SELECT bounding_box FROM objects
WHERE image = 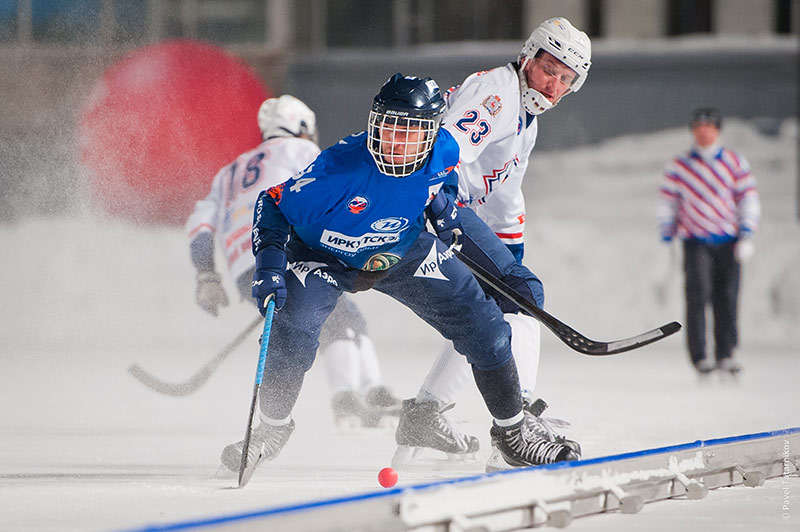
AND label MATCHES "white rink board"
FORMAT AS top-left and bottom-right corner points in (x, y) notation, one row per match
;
(111, 428), (800, 532)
